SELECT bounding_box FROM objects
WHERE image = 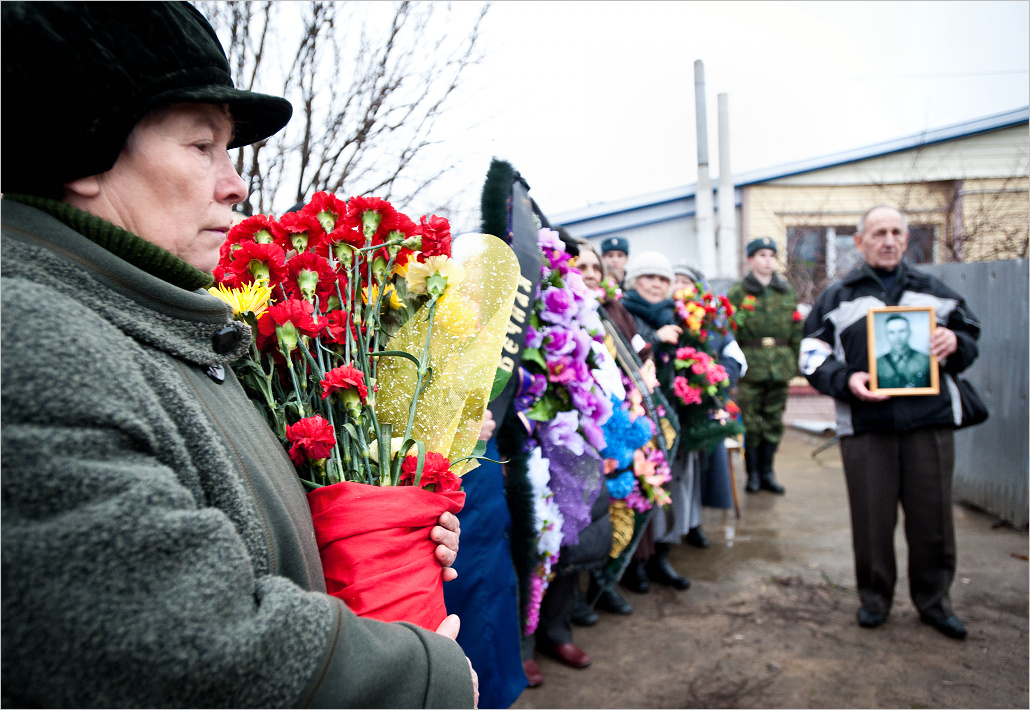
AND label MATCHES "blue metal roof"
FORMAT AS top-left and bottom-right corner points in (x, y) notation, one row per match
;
(554, 107), (1029, 227)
